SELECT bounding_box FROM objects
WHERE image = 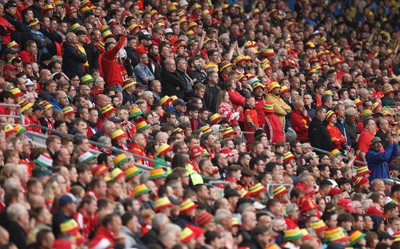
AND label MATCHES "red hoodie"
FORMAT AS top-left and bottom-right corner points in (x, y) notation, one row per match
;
(101, 35), (126, 88)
